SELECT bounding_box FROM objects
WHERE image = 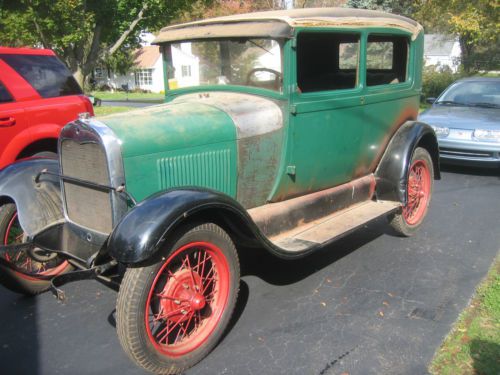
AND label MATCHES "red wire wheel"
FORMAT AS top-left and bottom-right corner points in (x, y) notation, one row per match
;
(116, 223), (240, 374)
(389, 147), (434, 237)
(145, 241), (230, 357)
(402, 159), (432, 226)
